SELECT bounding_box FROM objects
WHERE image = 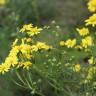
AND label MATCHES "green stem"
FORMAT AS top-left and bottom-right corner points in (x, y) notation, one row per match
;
(15, 71), (27, 87)
(35, 91), (45, 96)
(22, 71), (33, 90)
